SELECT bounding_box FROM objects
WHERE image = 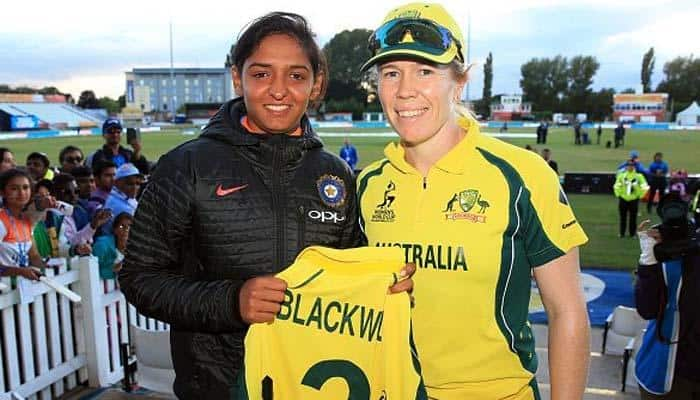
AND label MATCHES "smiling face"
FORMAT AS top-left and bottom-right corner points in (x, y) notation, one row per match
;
(2, 176), (32, 210)
(377, 60), (465, 148)
(232, 34), (322, 134)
